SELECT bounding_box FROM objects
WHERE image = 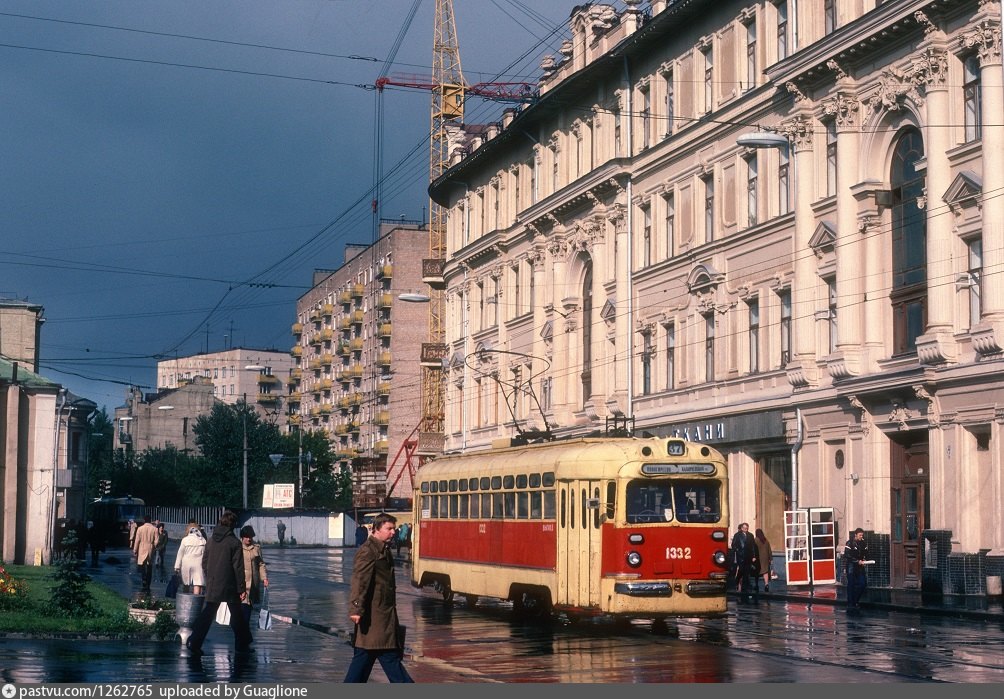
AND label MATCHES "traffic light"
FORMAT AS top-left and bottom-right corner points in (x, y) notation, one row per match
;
(99, 479), (112, 495)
